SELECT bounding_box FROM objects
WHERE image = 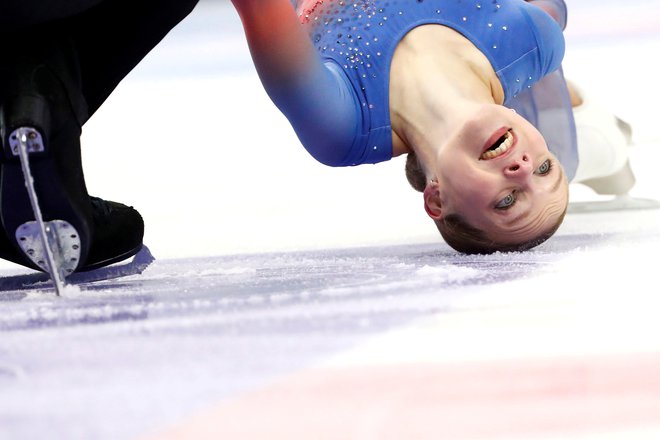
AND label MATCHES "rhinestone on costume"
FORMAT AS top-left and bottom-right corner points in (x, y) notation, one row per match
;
(298, 0), (545, 161)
